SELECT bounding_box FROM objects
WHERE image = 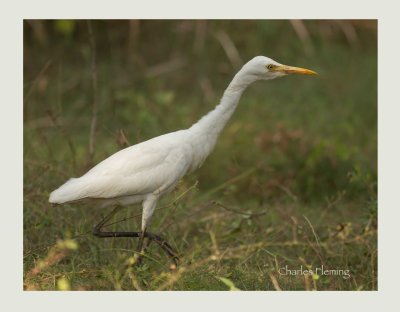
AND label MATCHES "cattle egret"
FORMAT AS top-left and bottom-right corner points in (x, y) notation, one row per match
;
(49, 56), (317, 265)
